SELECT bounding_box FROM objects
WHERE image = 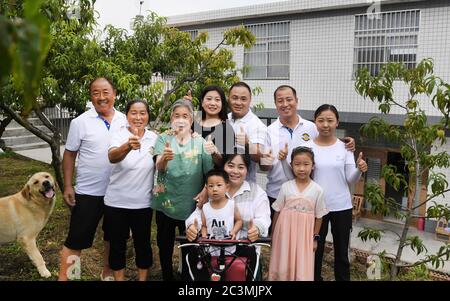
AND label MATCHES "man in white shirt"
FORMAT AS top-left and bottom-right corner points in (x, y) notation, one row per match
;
(58, 78), (127, 281)
(265, 85), (354, 233)
(227, 82), (268, 183)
